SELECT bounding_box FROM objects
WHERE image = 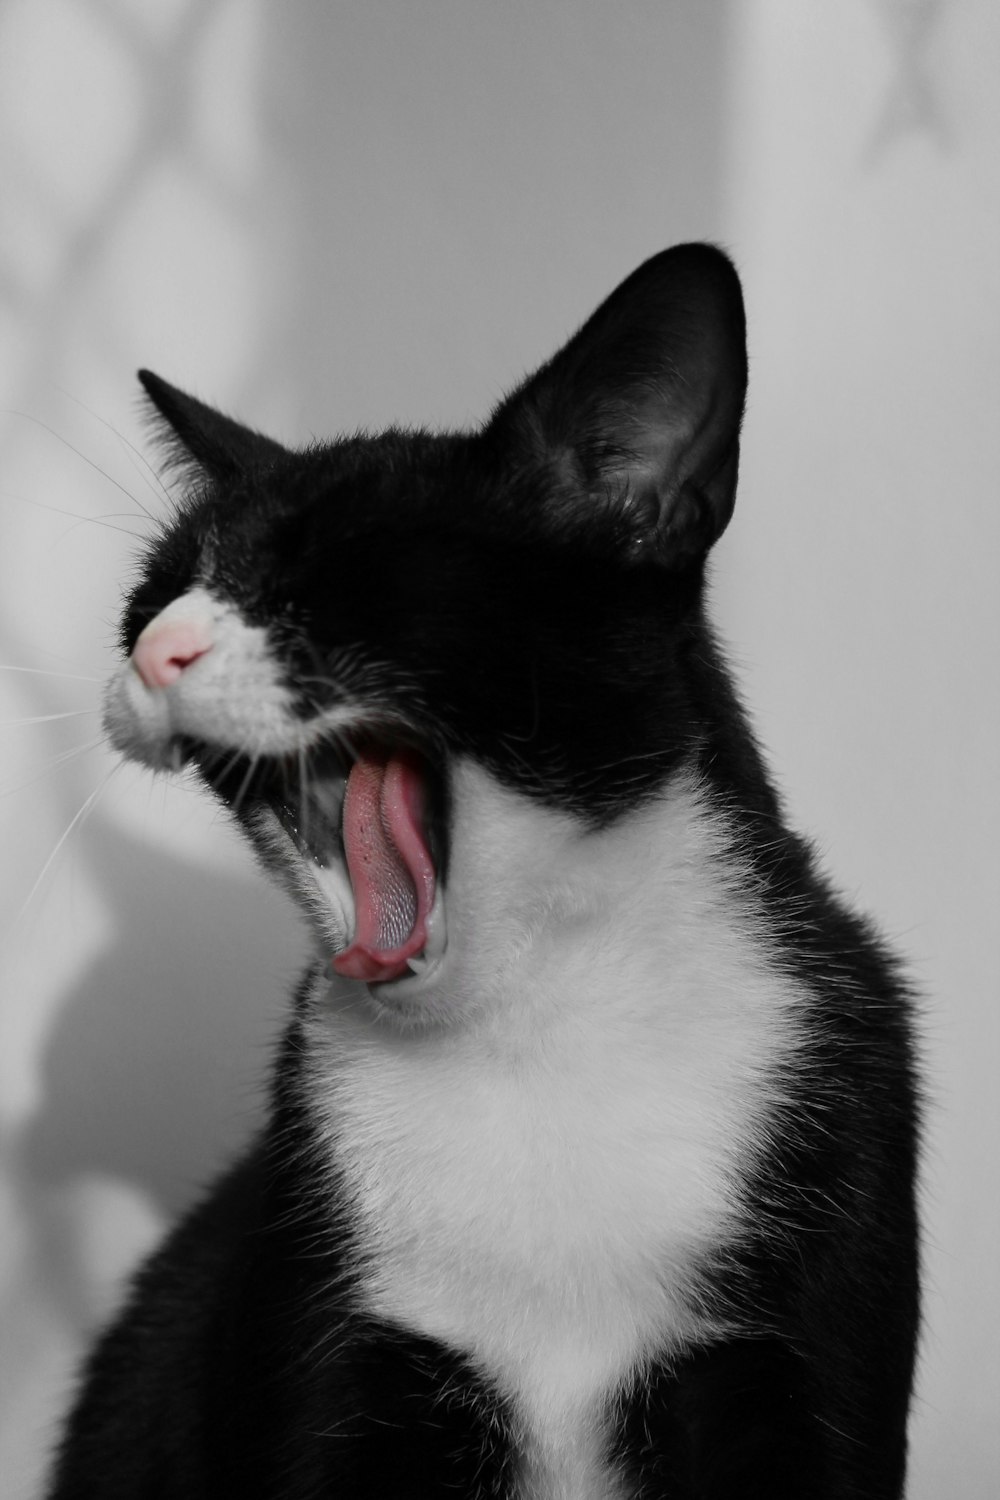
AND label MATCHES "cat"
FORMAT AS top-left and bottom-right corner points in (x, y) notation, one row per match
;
(47, 243), (919, 1499)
